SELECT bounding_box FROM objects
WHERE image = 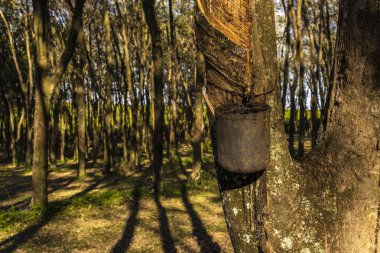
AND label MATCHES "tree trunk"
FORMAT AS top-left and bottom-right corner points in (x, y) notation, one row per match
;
(295, 0), (306, 158)
(281, 0), (291, 114)
(142, 0), (164, 193)
(321, 1), (380, 251)
(32, 78), (50, 210)
(7, 101), (17, 167)
(32, 0), (51, 210)
(304, 2), (320, 149)
(196, 0), (380, 252)
(25, 102), (33, 169)
(121, 10), (137, 170)
(288, 1), (297, 157)
(168, 0), (179, 156)
(76, 31), (87, 178)
(92, 101), (99, 166)
(103, 0), (114, 175)
(50, 90), (61, 169)
(32, 0), (85, 209)
(59, 111), (66, 163)
(191, 51), (205, 181)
